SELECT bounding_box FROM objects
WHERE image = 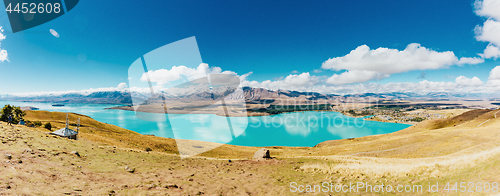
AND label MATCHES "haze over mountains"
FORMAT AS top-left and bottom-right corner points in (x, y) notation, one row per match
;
(0, 87), (497, 105)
